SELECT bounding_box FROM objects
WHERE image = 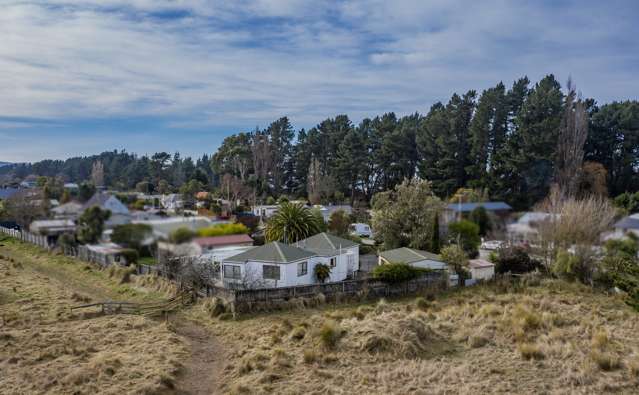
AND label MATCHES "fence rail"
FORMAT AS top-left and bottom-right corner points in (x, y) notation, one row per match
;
(0, 226), (50, 249)
(71, 292), (193, 316)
